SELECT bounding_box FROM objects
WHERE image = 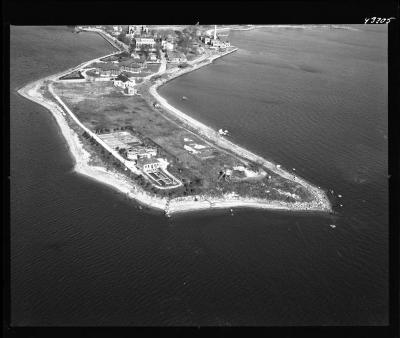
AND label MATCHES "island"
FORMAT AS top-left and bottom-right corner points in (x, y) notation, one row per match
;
(18, 25), (333, 216)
